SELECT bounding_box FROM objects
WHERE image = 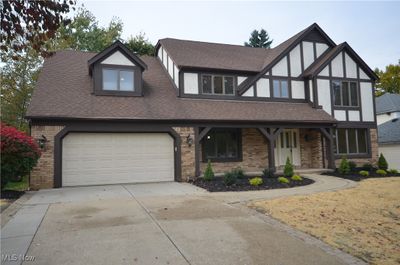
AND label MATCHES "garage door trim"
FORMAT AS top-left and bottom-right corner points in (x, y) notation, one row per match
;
(54, 123), (181, 188)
